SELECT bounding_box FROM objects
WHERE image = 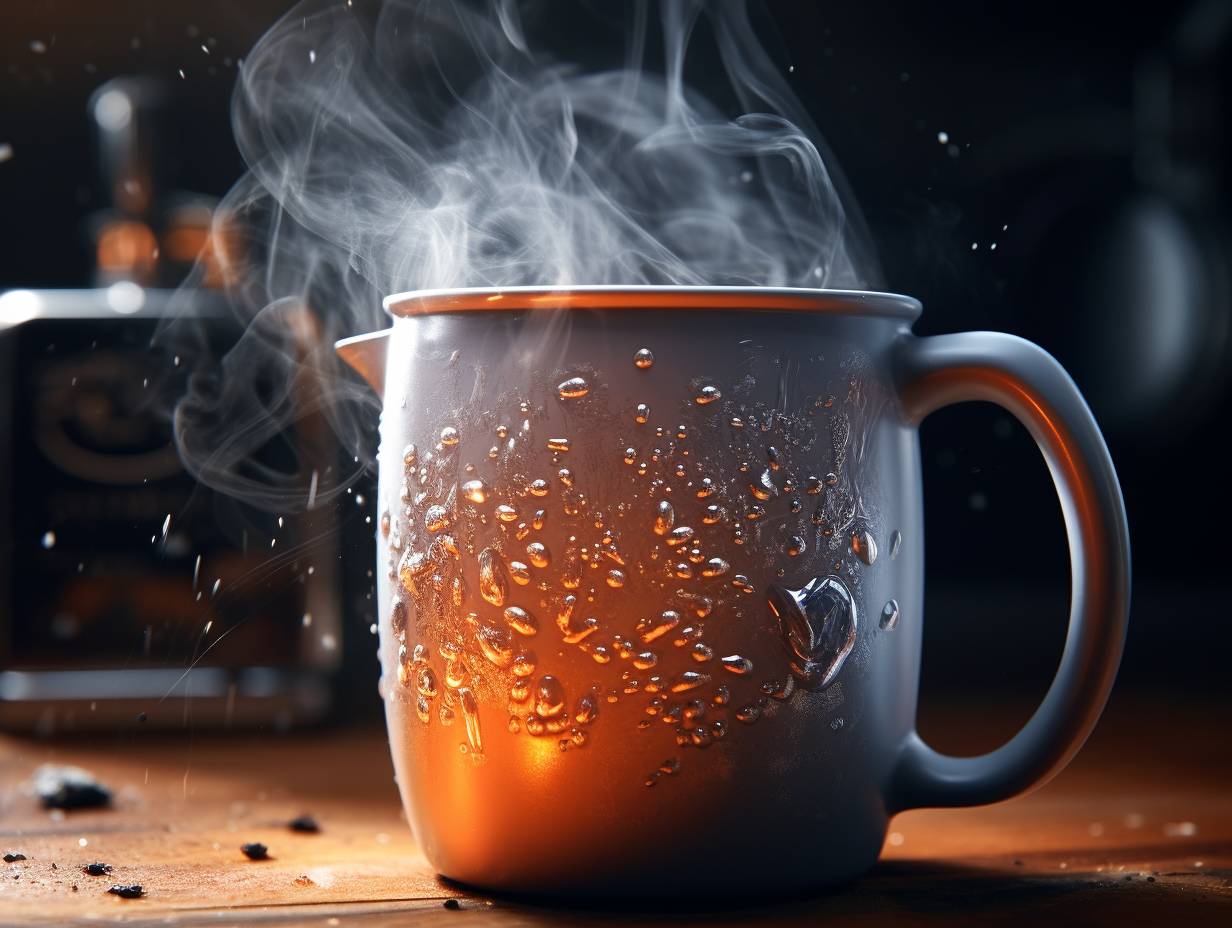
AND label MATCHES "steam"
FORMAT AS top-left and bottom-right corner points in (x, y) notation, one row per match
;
(162, 0), (878, 507)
